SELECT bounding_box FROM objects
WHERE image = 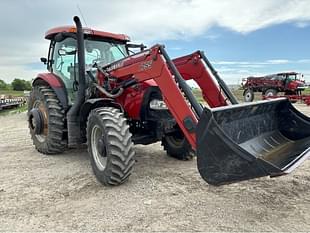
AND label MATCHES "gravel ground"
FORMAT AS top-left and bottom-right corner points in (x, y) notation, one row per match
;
(0, 104), (309, 232)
